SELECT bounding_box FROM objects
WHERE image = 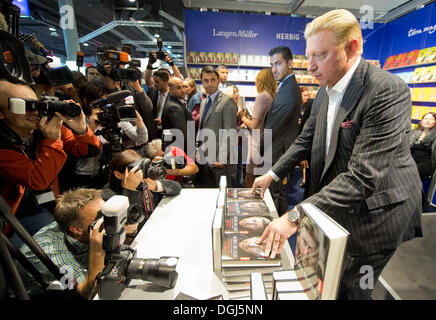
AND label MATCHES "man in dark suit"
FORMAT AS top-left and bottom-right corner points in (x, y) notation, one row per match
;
(196, 66), (238, 188)
(262, 46), (302, 215)
(161, 77), (193, 153)
(252, 9), (422, 300)
(145, 69), (170, 137)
